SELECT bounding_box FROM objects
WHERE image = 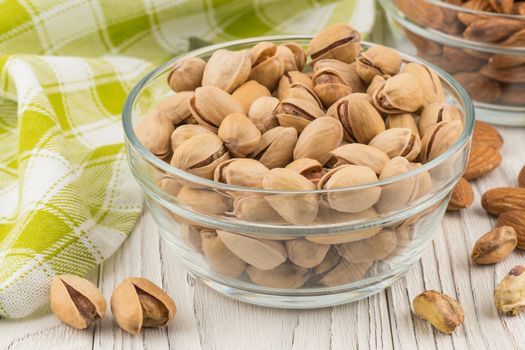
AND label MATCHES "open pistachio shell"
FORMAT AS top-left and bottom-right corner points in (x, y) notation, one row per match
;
(176, 186), (232, 215)
(250, 126), (298, 169)
(135, 109), (174, 158)
(285, 158), (324, 185)
(356, 45), (401, 83)
(276, 98), (325, 133)
(375, 157), (417, 213)
(420, 121), (463, 163)
(385, 113), (420, 138)
(217, 230), (287, 270)
(373, 72), (424, 113)
(313, 246), (341, 275)
(336, 228), (397, 263)
(368, 128), (421, 161)
(214, 158), (269, 188)
(249, 42), (285, 91)
(286, 239), (331, 268)
(418, 102), (463, 138)
(168, 57), (206, 92)
(170, 124), (213, 152)
(232, 80), (271, 114)
(233, 194), (286, 223)
(277, 71), (314, 100)
(276, 42), (306, 73)
(202, 49), (251, 93)
(170, 133), (229, 179)
(330, 143), (389, 175)
(402, 62), (444, 105)
(248, 96), (280, 134)
(189, 86), (244, 131)
(156, 91), (194, 125)
(320, 259), (373, 287)
(307, 23), (361, 63)
(218, 113), (261, 157)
